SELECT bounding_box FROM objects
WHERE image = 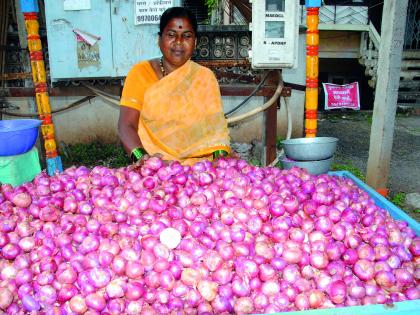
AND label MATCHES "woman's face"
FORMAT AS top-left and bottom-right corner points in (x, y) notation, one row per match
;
(159, 17), (196, 68)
